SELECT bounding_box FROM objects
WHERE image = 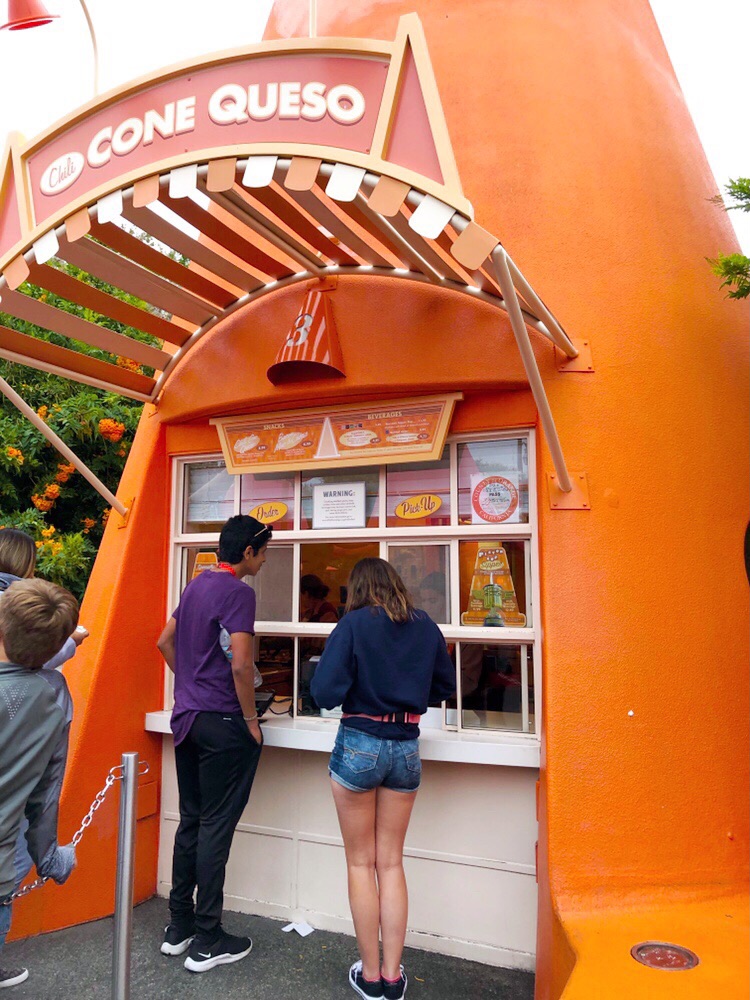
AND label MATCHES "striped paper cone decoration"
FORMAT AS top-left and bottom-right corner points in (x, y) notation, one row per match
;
(268, 286), (345, 384)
